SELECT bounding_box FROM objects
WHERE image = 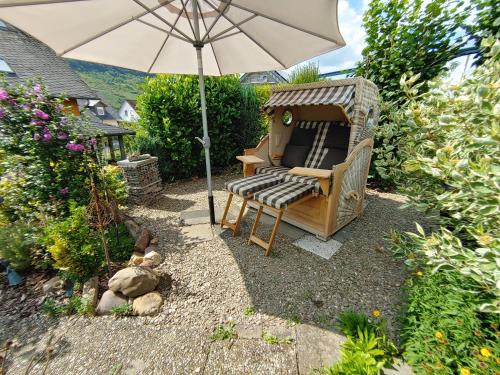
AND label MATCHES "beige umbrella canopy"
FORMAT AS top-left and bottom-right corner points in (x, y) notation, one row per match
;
(0, 0), (345, 223)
